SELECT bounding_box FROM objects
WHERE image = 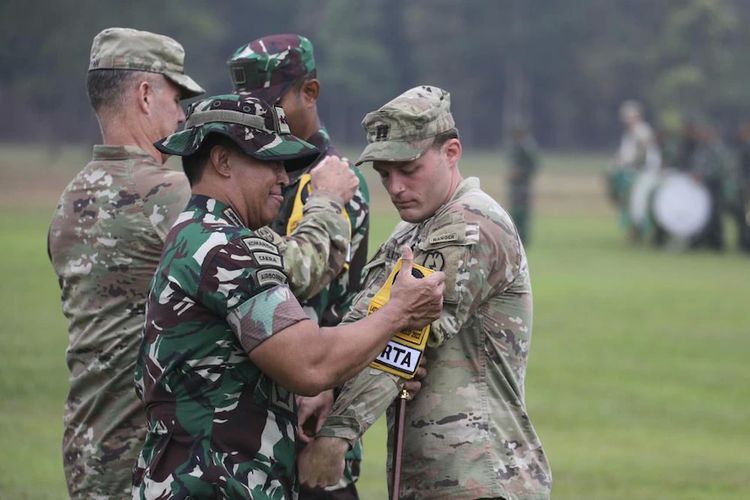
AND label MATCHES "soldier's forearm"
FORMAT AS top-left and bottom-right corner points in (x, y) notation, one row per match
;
(280, 194), (351, 299)
(317, 367), (401, 443)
